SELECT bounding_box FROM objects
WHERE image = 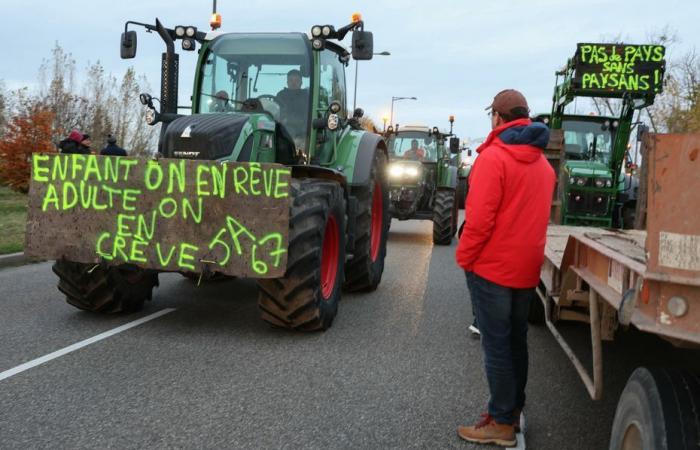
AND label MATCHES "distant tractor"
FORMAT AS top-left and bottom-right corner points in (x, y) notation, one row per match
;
(544, 43), (666, 229)
(44, 15), (391, 331)
(384, 118), (460, 244)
